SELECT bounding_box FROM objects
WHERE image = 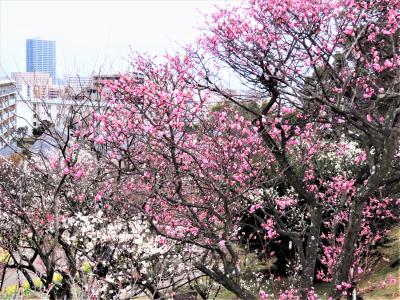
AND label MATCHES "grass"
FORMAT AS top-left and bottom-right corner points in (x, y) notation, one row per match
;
(359, 225), (400, 299)
(314, 225), (400, 300)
